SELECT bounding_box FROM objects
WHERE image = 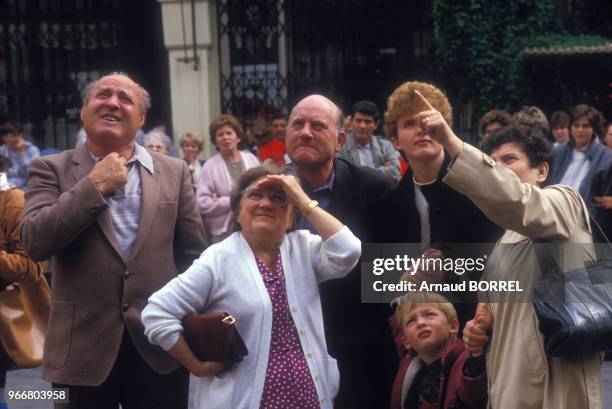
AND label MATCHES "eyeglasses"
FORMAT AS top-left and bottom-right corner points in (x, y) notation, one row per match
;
(242, 187), (288, 206)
